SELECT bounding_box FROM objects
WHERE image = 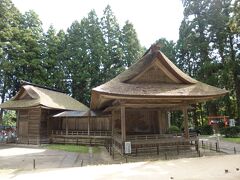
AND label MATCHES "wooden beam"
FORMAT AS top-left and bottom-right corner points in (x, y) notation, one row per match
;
(121, 106), (126, 142)
(183, 106), (189, 139)
(103, 105), (120, 112)
(103, 104), (193, 112)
